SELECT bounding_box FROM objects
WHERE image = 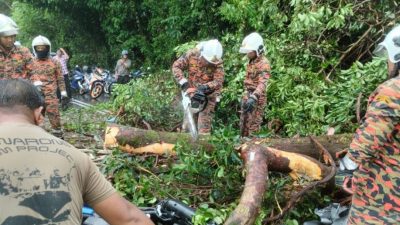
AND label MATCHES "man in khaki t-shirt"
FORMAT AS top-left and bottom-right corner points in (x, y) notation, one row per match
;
(0, 79), (154, 225)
